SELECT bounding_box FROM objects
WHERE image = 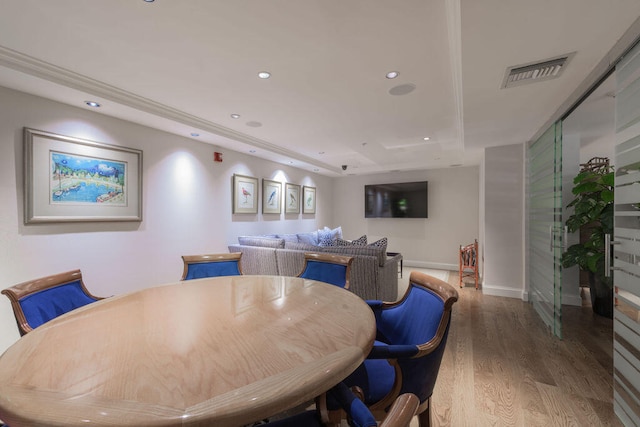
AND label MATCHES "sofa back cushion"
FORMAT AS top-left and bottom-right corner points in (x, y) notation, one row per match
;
(322, 244), (387, 267)
(284, 241), (319, 251)
(297, 231), (319, 245)
(228, 245), (279, 275)
(238, 236), (285, 248)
